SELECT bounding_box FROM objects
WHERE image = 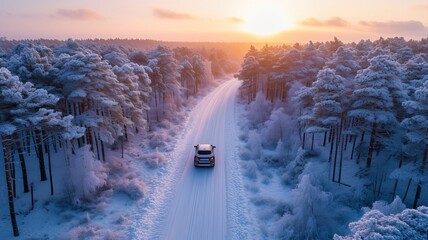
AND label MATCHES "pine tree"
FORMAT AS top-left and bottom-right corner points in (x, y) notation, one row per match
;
(349, 55), (404, 168)
(325, 47), (360, 81)
(54, 52), (127, 145)
(7, 42), (54, 83)
(237, 55), (259, 103)
(401, 81), (428, 173)
(147, 46), (183, 120)
(402, 54), (428, 97)
(112, 63), (151, 131)
(311, 68), (345, 128)
(178, 59), (195, 99)
(1, 67), (84, 180)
